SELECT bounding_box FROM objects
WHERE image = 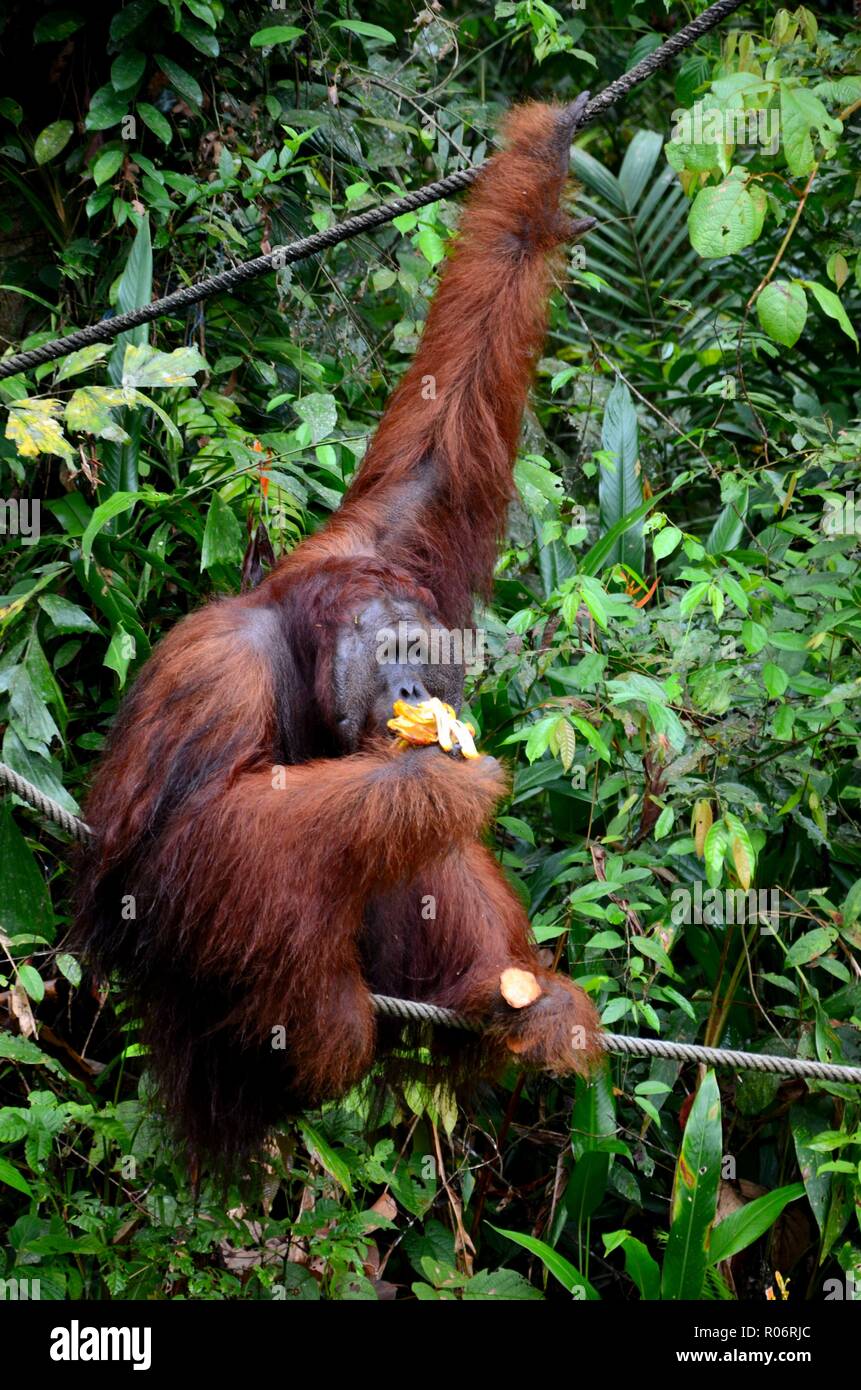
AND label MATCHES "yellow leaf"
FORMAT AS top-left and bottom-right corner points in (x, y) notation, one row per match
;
(6, 402), (75, 461)
(692, 799), (713, 860)
(731, 835), (752, 891)
(553, 716), (577, 772)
